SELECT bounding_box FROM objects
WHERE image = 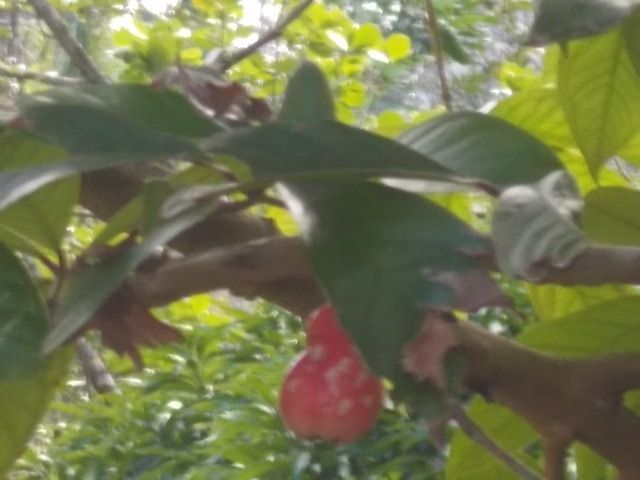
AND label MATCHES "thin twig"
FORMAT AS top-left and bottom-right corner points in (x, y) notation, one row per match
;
(7, 0), (19, 60)
(0, 63), (84, 86)
(76, 337), (118, 394)
(217, 0), (314, 72)
(27, 0), (106, 84)
(450, 402), (542, 480)
(423, 0), (452, 111)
